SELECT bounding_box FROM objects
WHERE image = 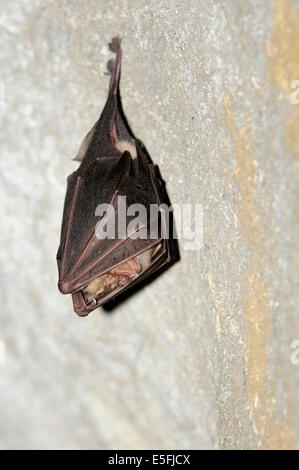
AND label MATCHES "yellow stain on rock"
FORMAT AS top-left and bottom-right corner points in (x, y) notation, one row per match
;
(223, 92), (295, 449)
(223, 94), (264, 249)
(267, 0), (299, 160)
(243, 264), (271, 405)
(267, 0), (299, 93)
(223, 93), (271, 401)
(285, 107), (299, 160)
